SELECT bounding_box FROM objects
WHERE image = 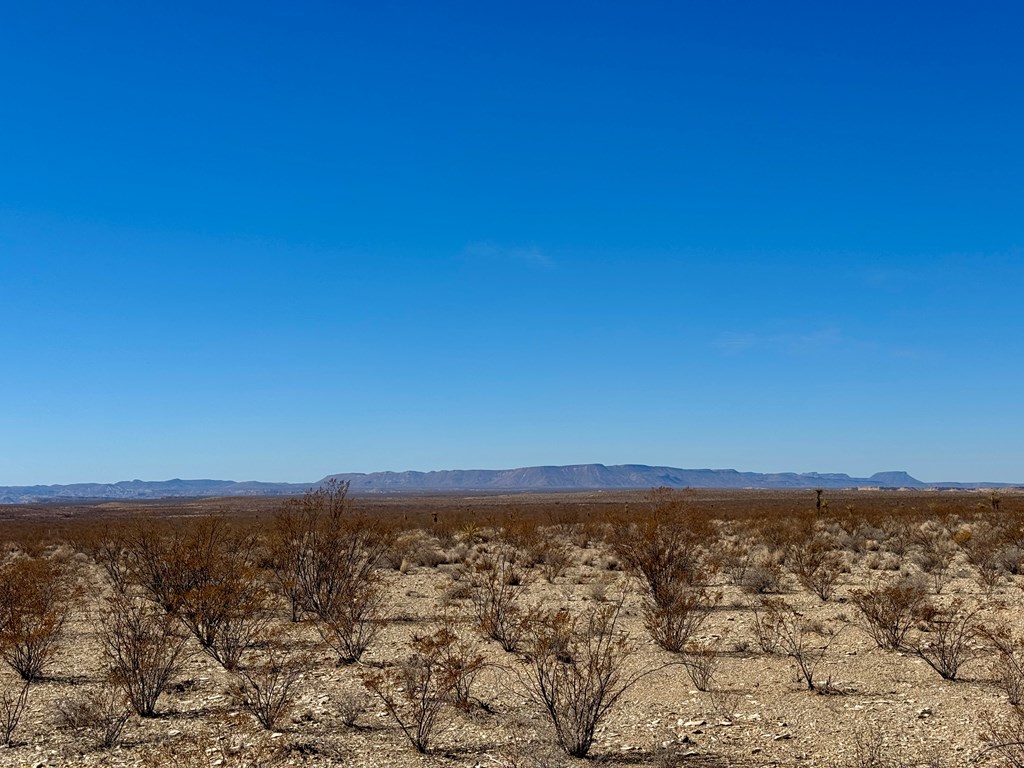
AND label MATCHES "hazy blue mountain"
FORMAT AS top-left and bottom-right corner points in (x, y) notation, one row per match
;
(2, 464), (1016, 502)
